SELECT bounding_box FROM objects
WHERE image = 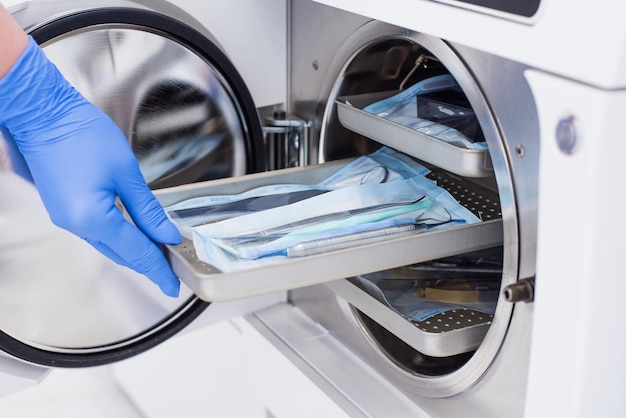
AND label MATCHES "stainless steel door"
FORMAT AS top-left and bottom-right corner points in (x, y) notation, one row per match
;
(0, 0), (264, 367)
